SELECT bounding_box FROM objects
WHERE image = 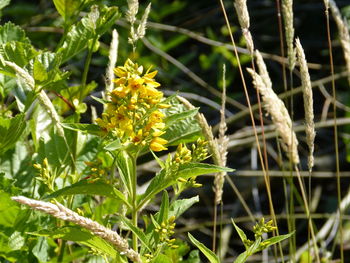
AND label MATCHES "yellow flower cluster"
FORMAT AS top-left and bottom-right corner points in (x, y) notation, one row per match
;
(96, 59), (169, 151)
